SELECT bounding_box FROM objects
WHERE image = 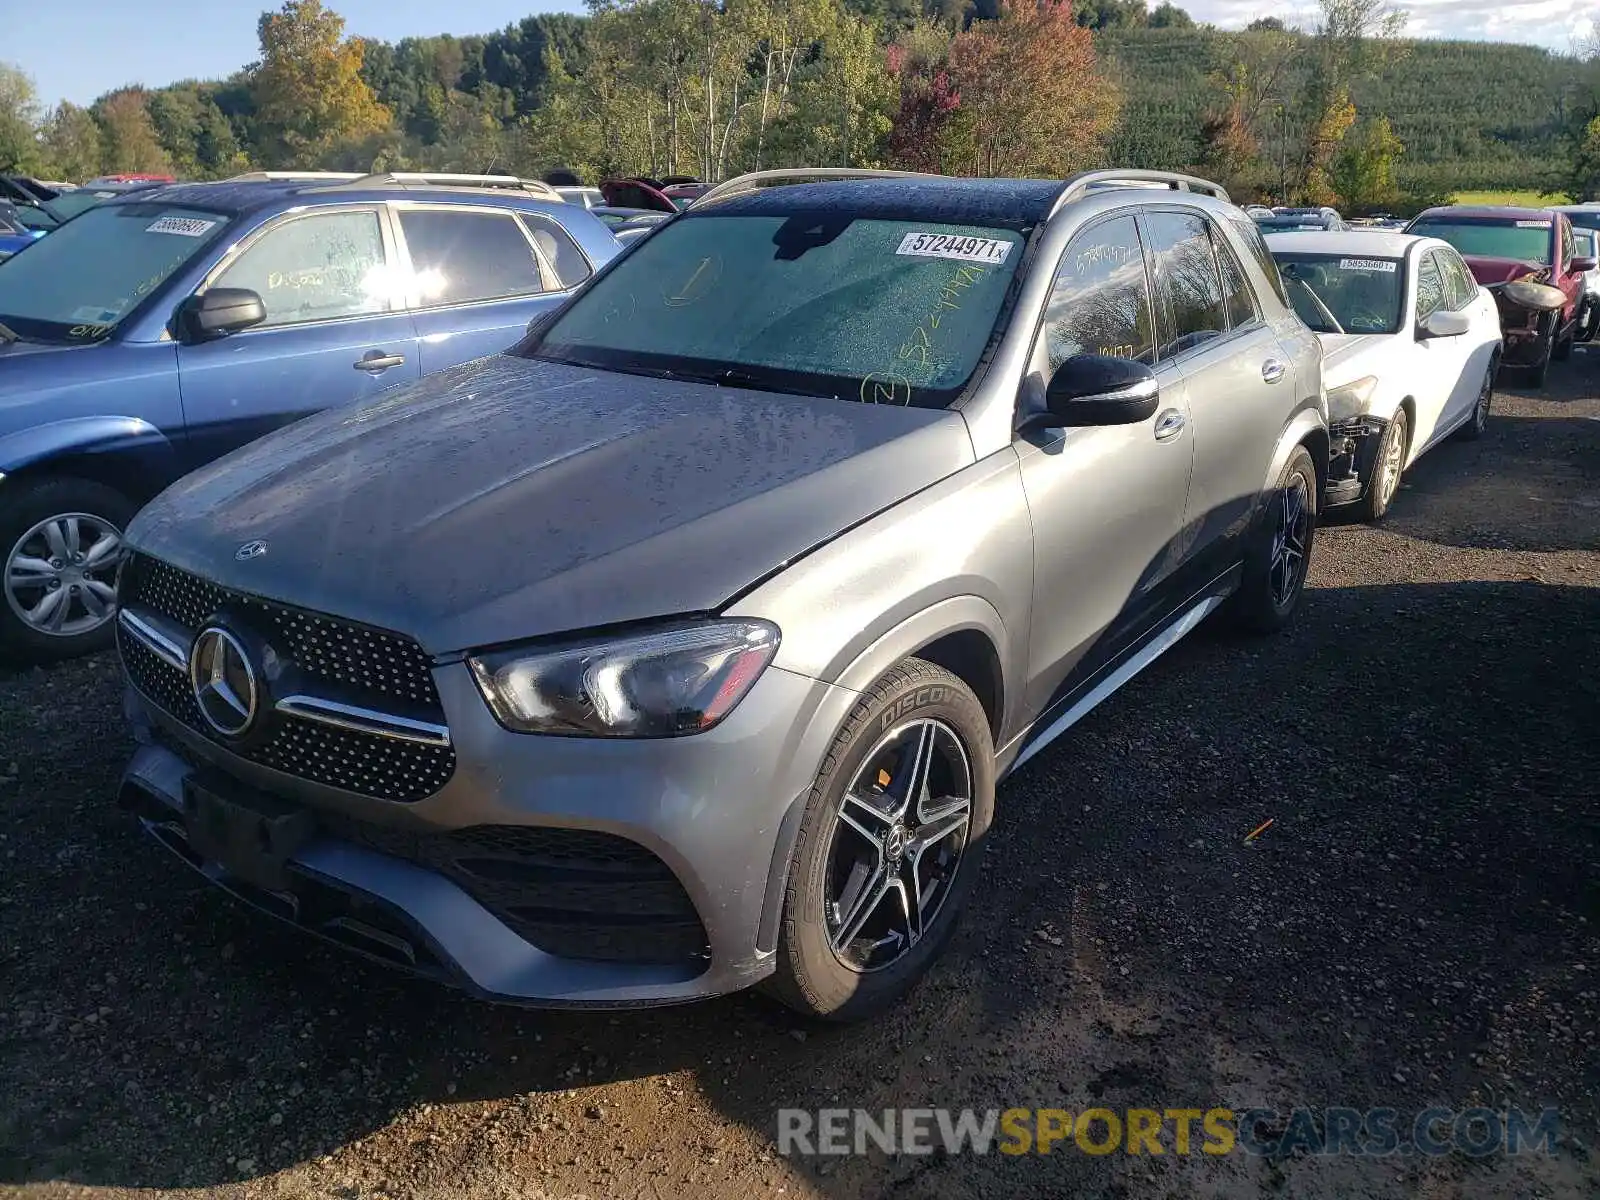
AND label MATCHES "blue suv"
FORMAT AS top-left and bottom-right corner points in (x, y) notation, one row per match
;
(0, 172), (622, 661)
